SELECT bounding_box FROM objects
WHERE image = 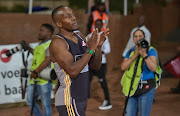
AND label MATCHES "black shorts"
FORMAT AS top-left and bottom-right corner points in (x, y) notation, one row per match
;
(56, 99), (87, 116)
